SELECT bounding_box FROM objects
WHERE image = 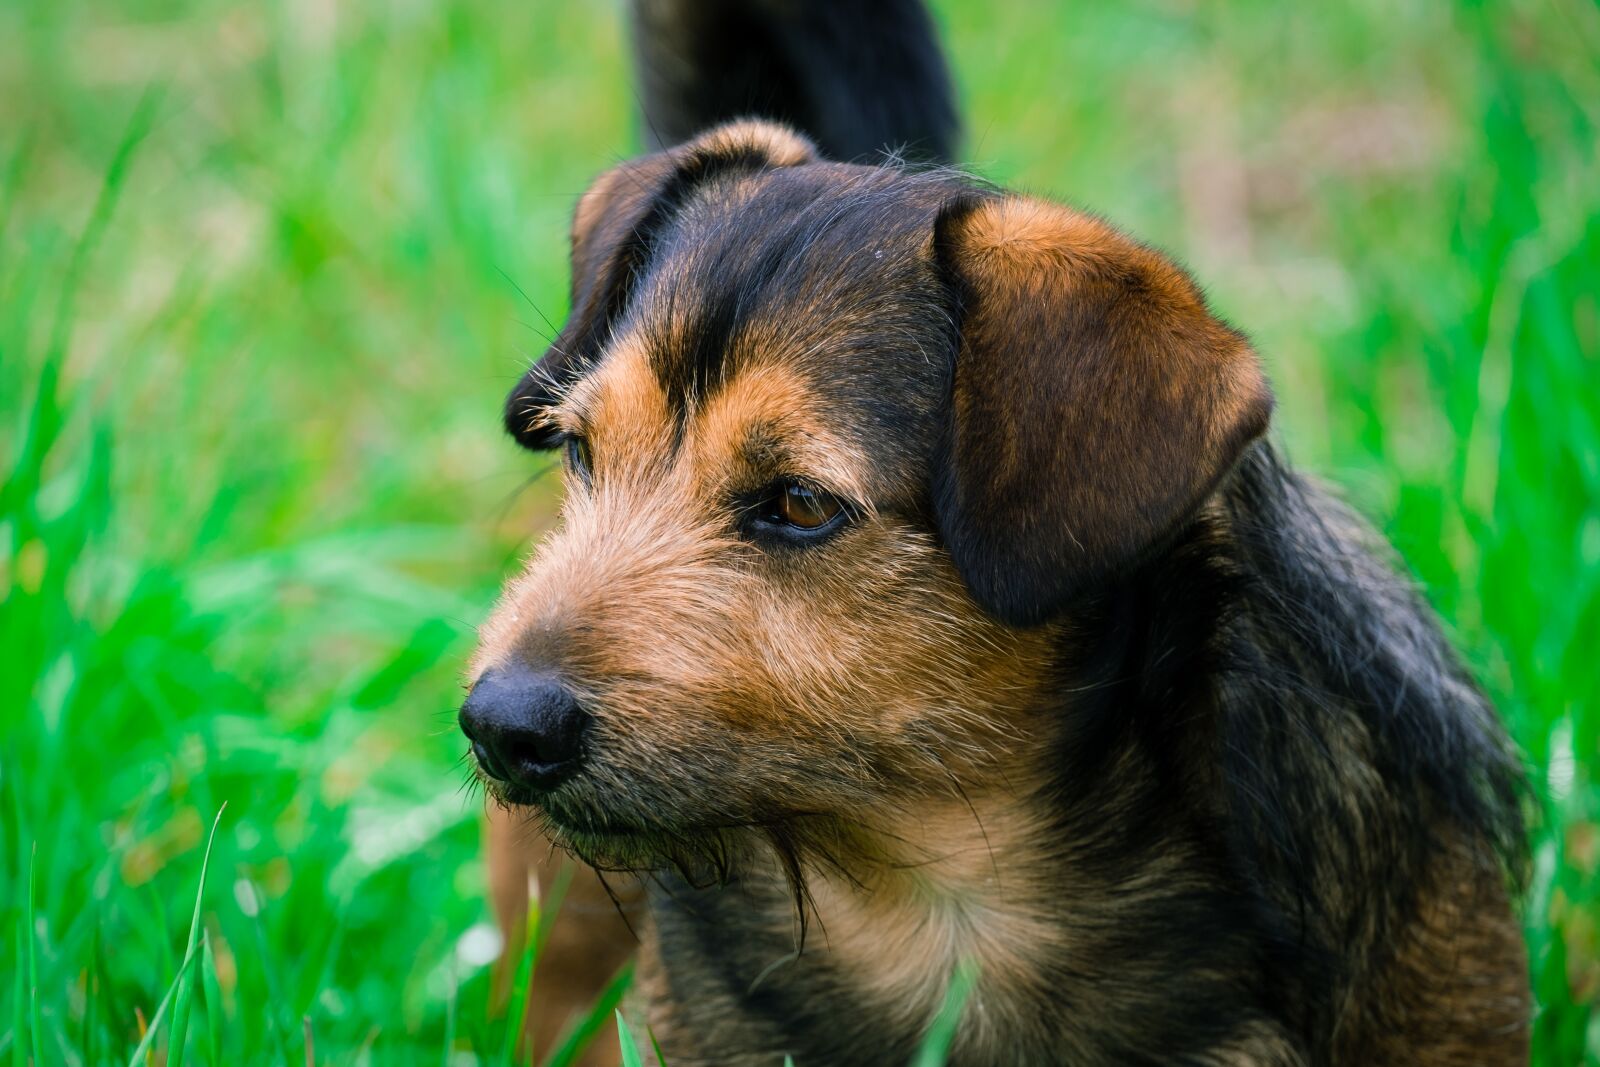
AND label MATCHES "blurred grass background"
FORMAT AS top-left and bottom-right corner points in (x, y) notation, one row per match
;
(1, 0), (1596, 1062)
